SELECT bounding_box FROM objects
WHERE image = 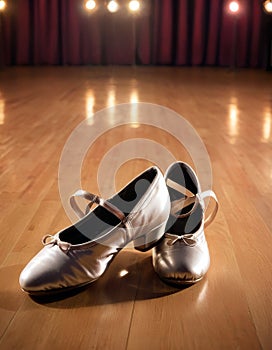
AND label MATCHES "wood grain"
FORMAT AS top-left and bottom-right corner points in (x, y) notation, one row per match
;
(0, 66), (271, 349)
